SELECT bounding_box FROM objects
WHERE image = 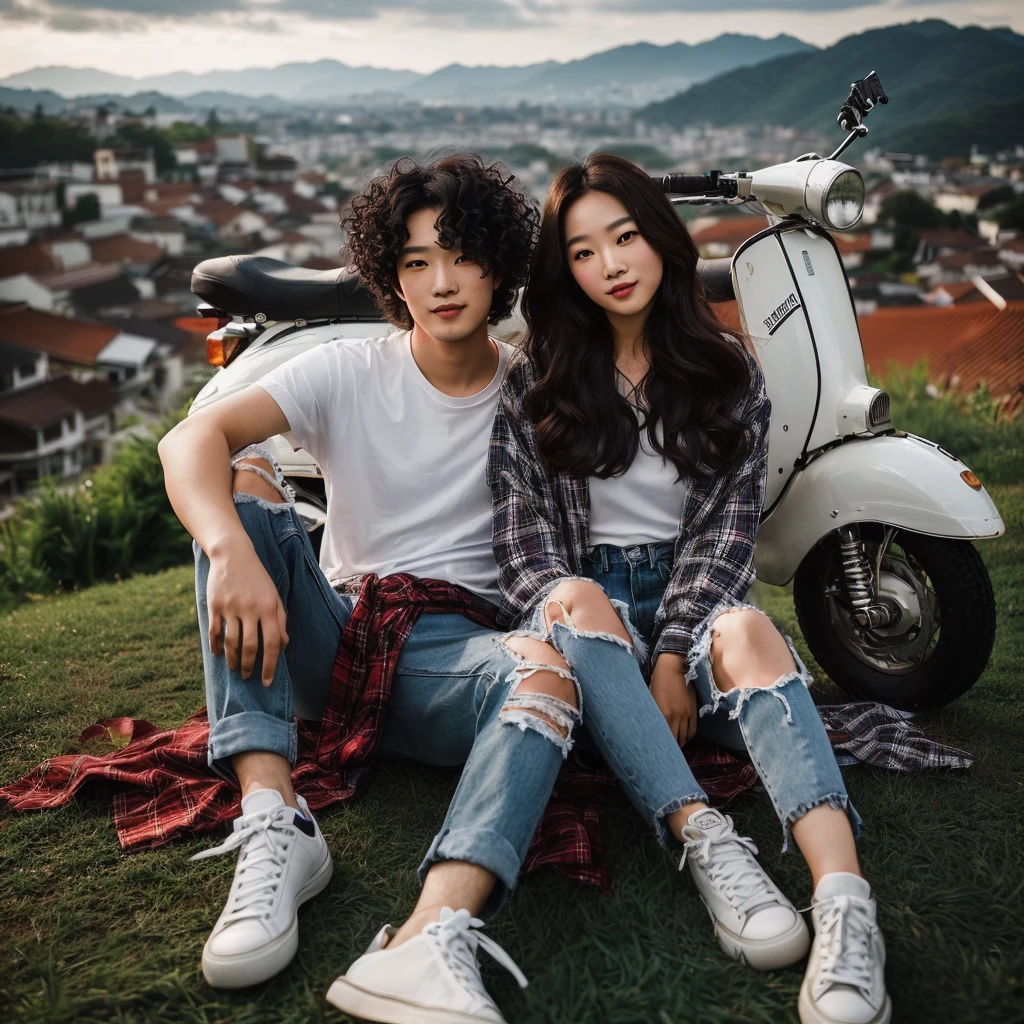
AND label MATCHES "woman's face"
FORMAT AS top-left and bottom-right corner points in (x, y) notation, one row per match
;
(563, 190), (664, 324)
